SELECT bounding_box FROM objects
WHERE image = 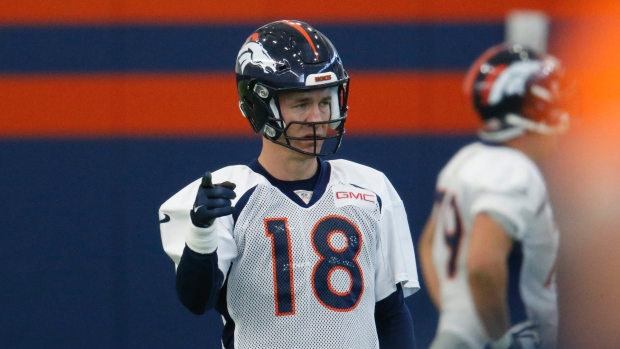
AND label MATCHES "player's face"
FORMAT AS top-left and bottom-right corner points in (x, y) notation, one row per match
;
(278, 88), (332, 155)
